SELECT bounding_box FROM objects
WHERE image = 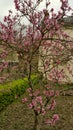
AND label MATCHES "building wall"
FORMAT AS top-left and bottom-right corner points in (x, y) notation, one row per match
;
(63, 27), (73, 83)
(38, 27), (73, 83)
